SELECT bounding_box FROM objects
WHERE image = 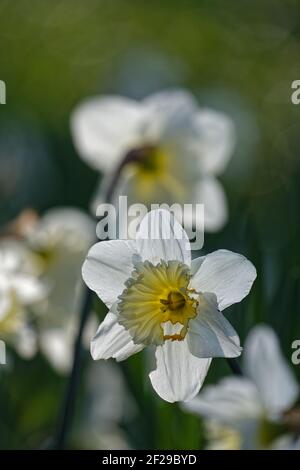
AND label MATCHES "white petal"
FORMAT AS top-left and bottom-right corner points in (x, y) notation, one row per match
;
(136, 209), (191, 266)
(141, 89), (198, 143)
(191, 256), (206, 275)
(187, 177), (228, 232)
(192, 109), (235, 175)
(187, 293), (241, 358)
(149, 339), (211, 402)
(91, 311), (144, 361)
(71, 96), (142, 172)
(40, 329), (73, 373)
(143, 88), (197, 122)
(143, 88), (197, 112)
(244, 325), (299, 415)
(183, 377), (262, 424)
(191, 249), (257, 311)
(13, 324), (38, 359)
(82, 239), (137, 308)
(29, 207), (95, 250)
(13, 275), (47, 305)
